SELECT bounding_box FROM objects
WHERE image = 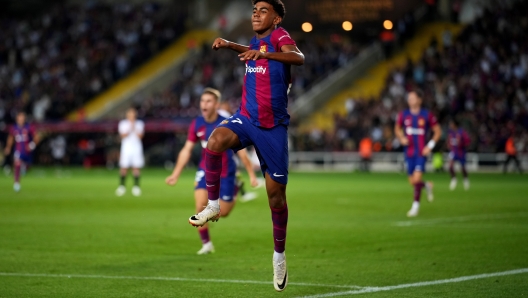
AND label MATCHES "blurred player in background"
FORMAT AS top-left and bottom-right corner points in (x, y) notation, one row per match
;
(116, 107), (144, 197)
(193, 0), (304, 291)
(395, 89), (442, 217)
(166, 88), (258, 254)
(4, 111), (39, 192)
(447, 119), (470, 190)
